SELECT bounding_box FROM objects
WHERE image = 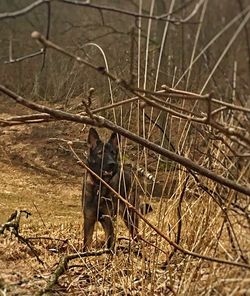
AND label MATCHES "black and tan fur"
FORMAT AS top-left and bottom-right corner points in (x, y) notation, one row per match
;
(82, 128), (151, 250)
